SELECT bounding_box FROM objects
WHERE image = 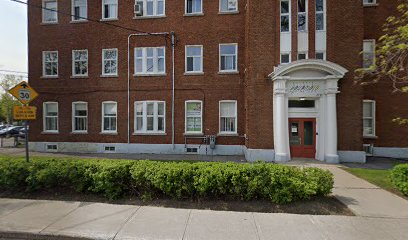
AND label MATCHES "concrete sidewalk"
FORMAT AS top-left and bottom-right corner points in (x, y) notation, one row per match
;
(288, 162), (408, 218)
(1, 198), (408, 240)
